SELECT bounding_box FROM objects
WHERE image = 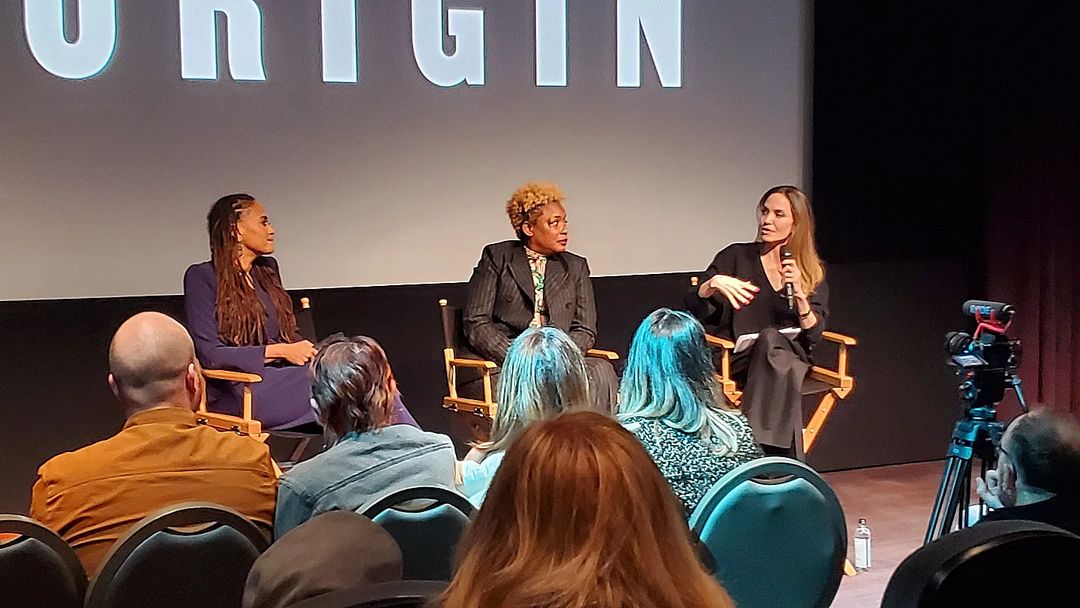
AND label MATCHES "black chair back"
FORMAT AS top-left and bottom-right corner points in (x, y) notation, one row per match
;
(881, 519), (1080, 607)
(438, 300), (464, 351)
(285, 580), (447, 608)
(361, 486), (475, 582)
(297, 296), (318, 342)
(84, 502), (269, 608)
(0, 514), (87, 608)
